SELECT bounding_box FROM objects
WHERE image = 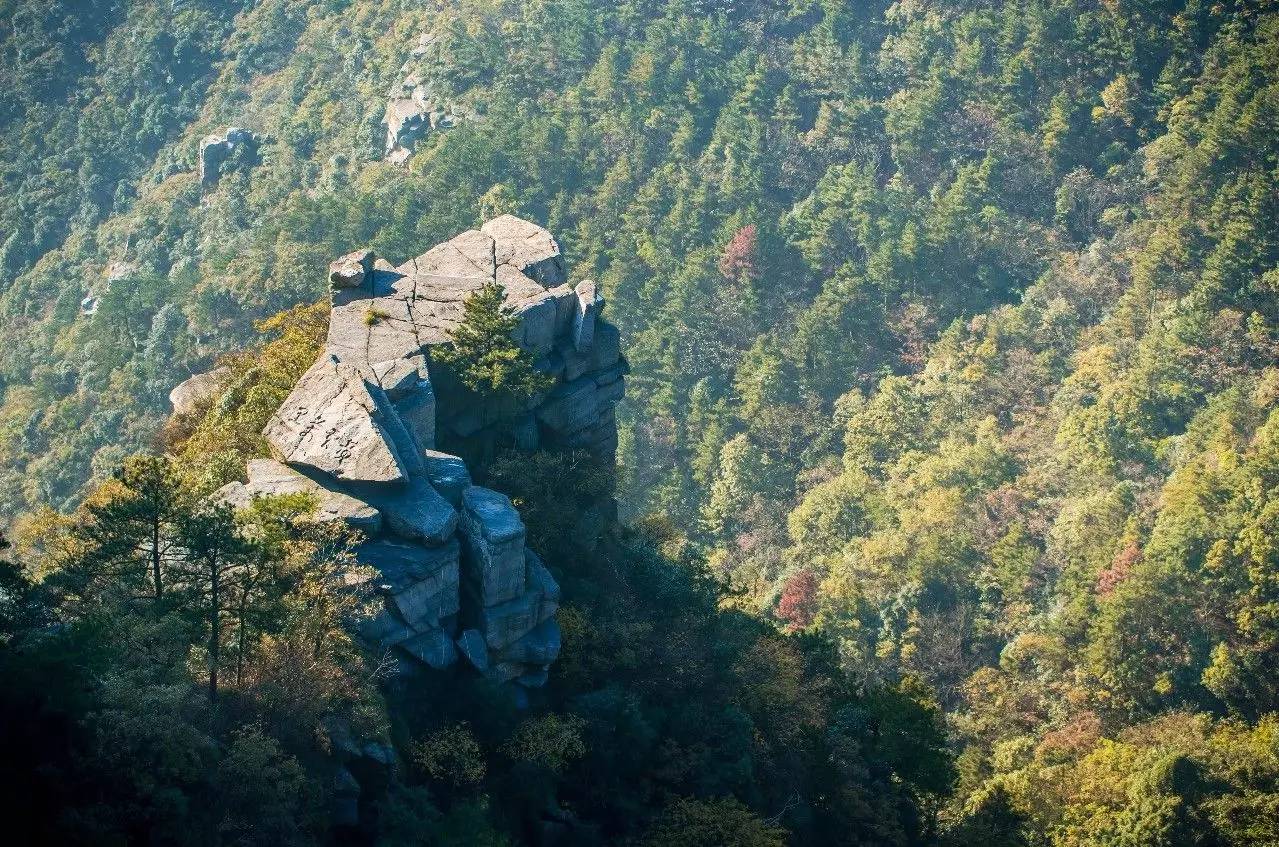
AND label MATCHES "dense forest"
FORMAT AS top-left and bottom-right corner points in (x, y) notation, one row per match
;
(1, 0), (1277, 843)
